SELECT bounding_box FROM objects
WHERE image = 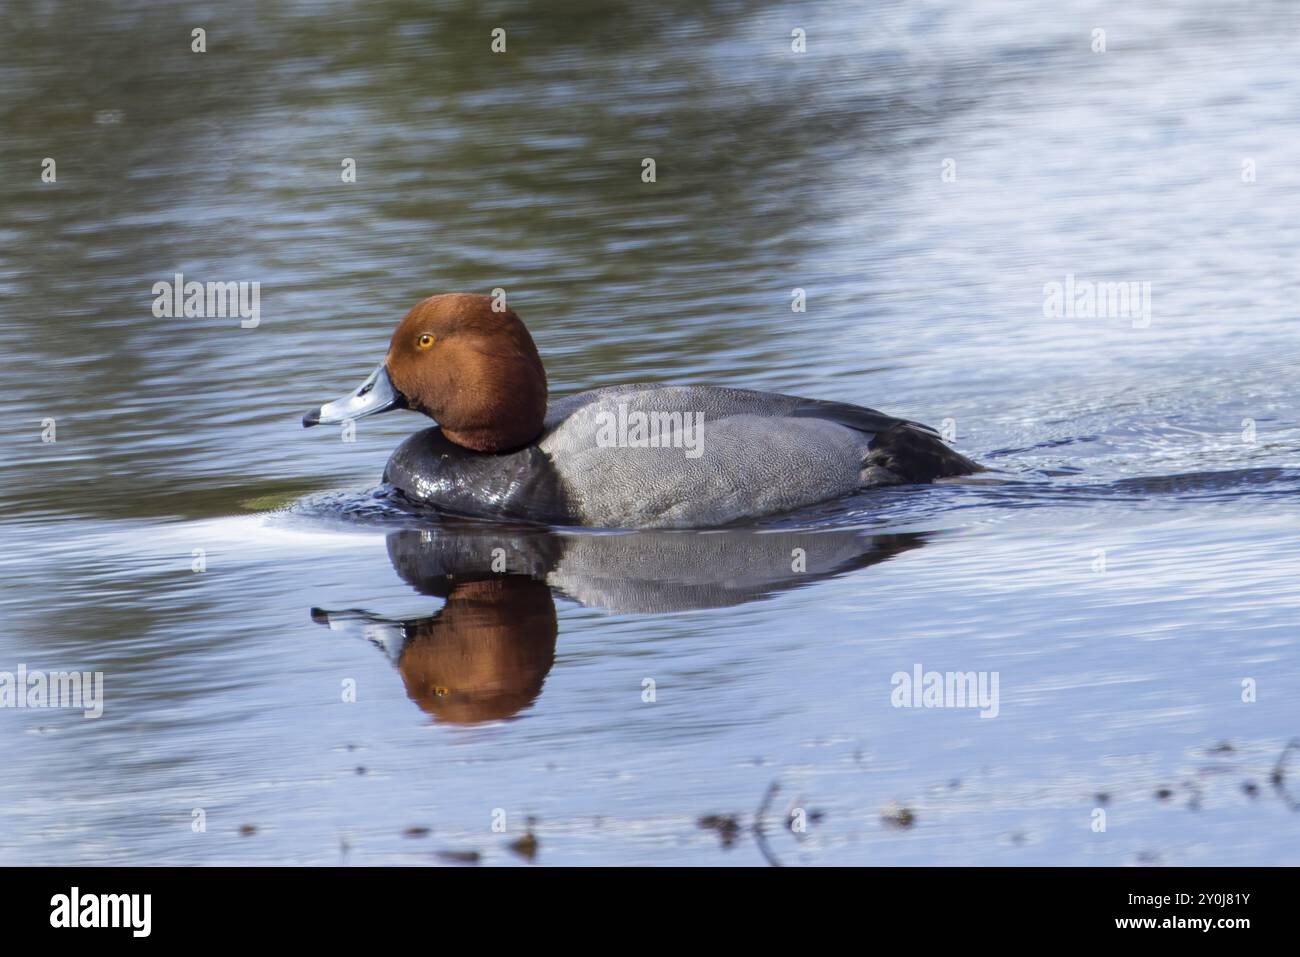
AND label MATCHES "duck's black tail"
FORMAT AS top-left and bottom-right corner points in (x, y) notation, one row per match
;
(861, 423), (983, 485)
